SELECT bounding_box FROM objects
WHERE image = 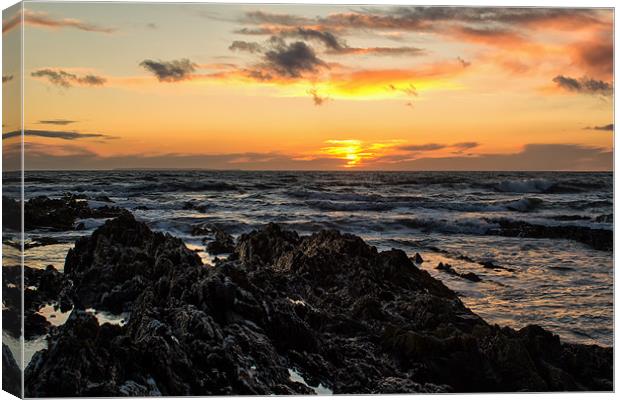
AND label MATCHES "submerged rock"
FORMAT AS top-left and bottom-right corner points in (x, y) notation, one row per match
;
(24, 215), (613, 396)
(489, 219), (612, 251)
(436, 262), (482, 282)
